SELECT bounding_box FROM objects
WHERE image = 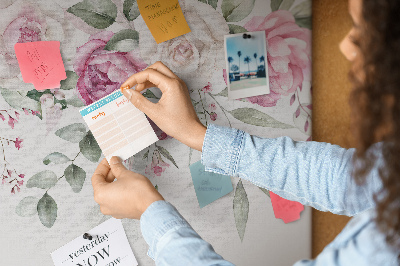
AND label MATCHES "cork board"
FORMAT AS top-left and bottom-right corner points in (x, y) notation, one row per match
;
(312, 0), (353, 257)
